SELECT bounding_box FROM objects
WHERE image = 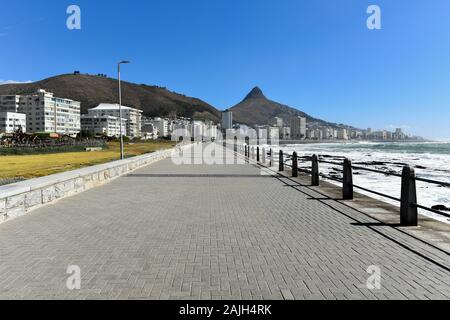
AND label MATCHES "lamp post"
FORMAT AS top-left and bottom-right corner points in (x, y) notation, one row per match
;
(118, 60), (130, 160)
